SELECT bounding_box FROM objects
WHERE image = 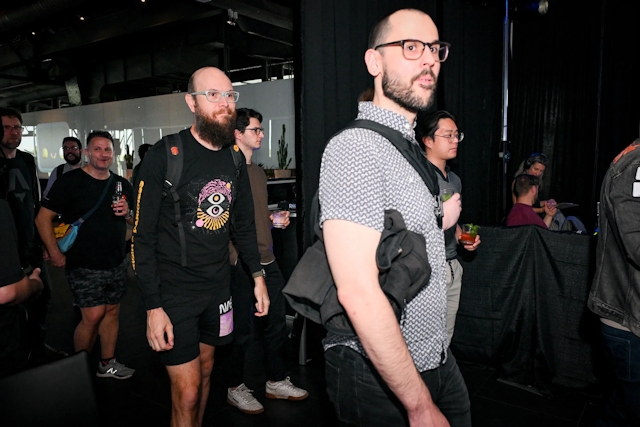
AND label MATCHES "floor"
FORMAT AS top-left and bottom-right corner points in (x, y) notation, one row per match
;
(35, 260), (606, 427)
